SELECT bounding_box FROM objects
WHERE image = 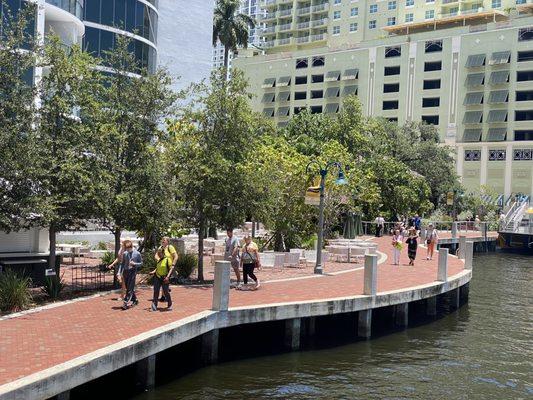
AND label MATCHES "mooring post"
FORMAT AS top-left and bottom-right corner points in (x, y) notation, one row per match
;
(358, 309), (372, 339)
(458, 235), (466, 259)
(284, 318), (301, 351)
(437, 248), (448, 282)
(363, 254), (377, 296)
(465, 241), (474, 270)
(452, 222), (458, 239)
(212, 261), (230, 311)
(135, 354), (156, 390)
(201, 329), (220, 364)
(393, 303), (409, 328)
(426, 296), (437, 317)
